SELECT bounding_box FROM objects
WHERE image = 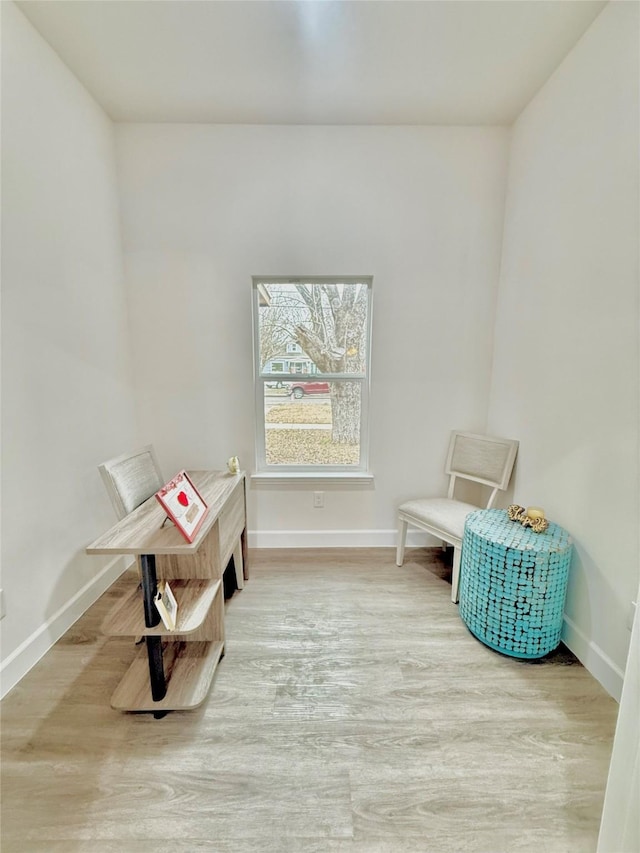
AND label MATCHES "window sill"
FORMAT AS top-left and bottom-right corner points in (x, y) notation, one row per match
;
(250, 472), (375, 487)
